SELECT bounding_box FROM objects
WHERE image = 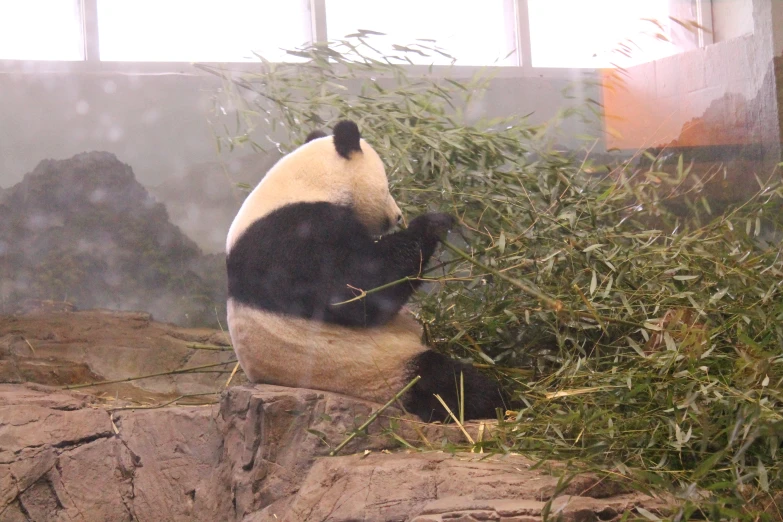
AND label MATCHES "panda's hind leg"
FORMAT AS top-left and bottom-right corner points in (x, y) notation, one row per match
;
(403, 350), (505, 422)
